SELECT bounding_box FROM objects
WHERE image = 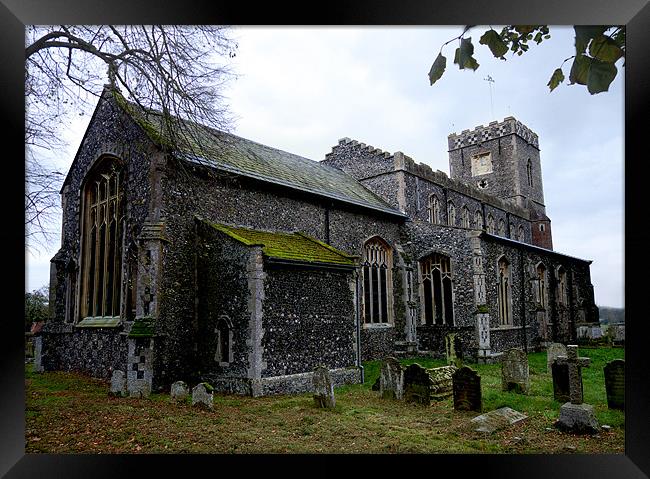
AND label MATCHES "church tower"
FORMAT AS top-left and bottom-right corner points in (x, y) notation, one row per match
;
(447, 116), (553, 249)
